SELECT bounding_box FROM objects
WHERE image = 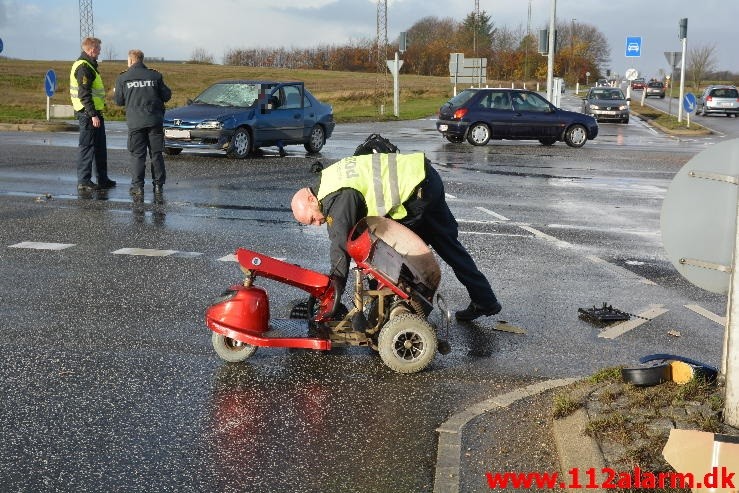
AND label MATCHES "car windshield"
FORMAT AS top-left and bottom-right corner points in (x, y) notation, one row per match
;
(648, 82), (663, 88)
(591, 89), (625, 100)
(711, 88), (739, 98)
(192, 83), (266, 107)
